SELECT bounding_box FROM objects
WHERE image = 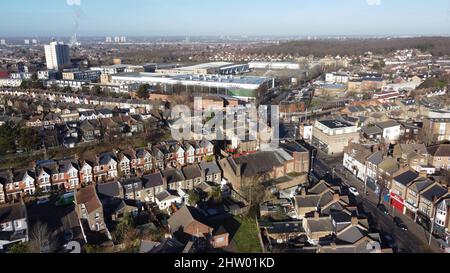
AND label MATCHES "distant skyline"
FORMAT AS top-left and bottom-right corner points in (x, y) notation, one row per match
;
(1, 0), (450, 37)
